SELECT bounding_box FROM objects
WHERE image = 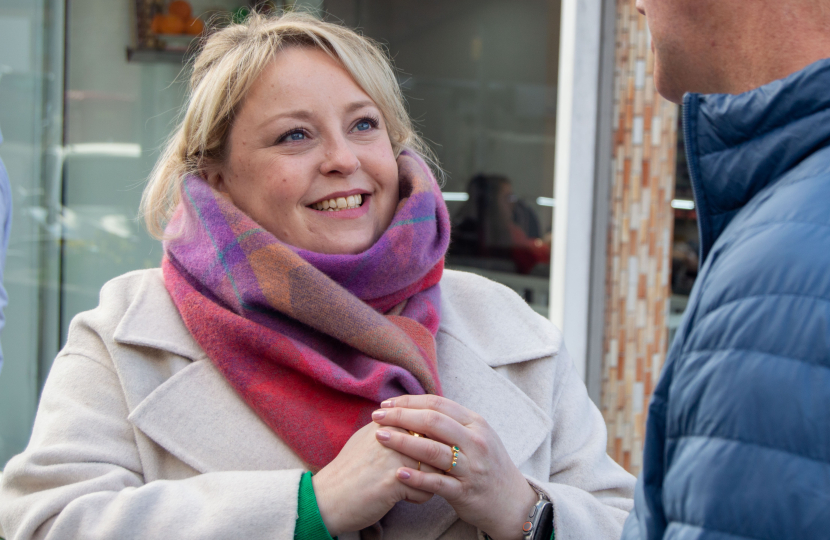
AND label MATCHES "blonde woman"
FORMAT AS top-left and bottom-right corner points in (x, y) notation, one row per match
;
(0, 12), (633, 540)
